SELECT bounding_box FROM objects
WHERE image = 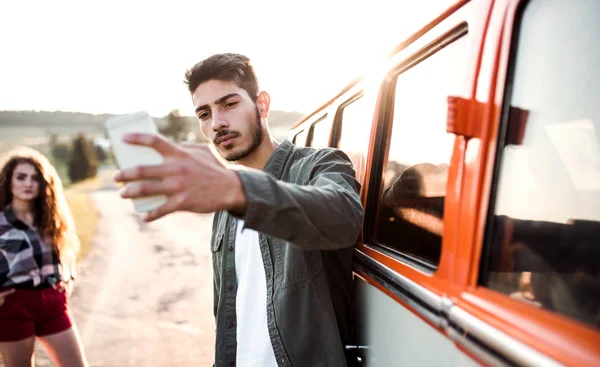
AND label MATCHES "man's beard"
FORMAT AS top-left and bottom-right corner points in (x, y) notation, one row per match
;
(214, 108), (263, 162)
